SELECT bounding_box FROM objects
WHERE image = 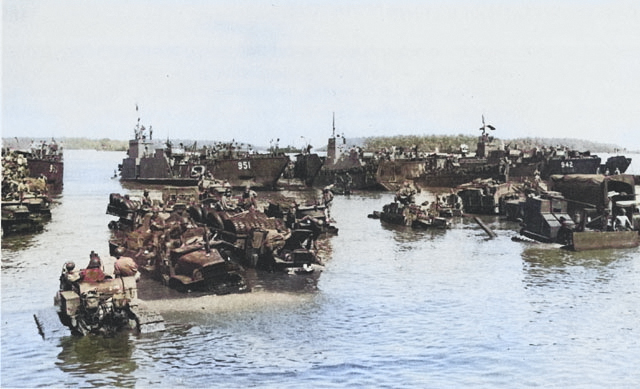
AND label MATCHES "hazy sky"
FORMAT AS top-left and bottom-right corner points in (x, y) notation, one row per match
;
(3, 1), (639, 150)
